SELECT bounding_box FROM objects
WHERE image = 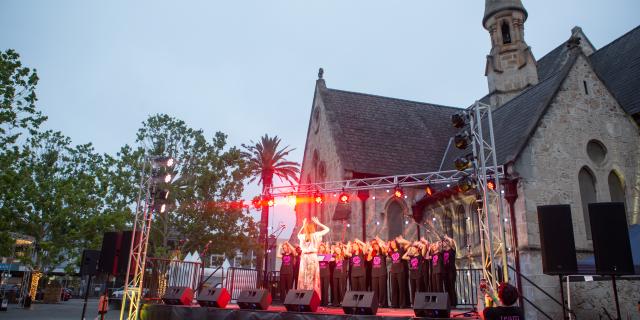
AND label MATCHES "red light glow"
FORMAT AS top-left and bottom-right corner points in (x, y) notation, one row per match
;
(425, 186), (433, 196)
(487, 180), (496, 190)
(339, 193), (349, 204)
